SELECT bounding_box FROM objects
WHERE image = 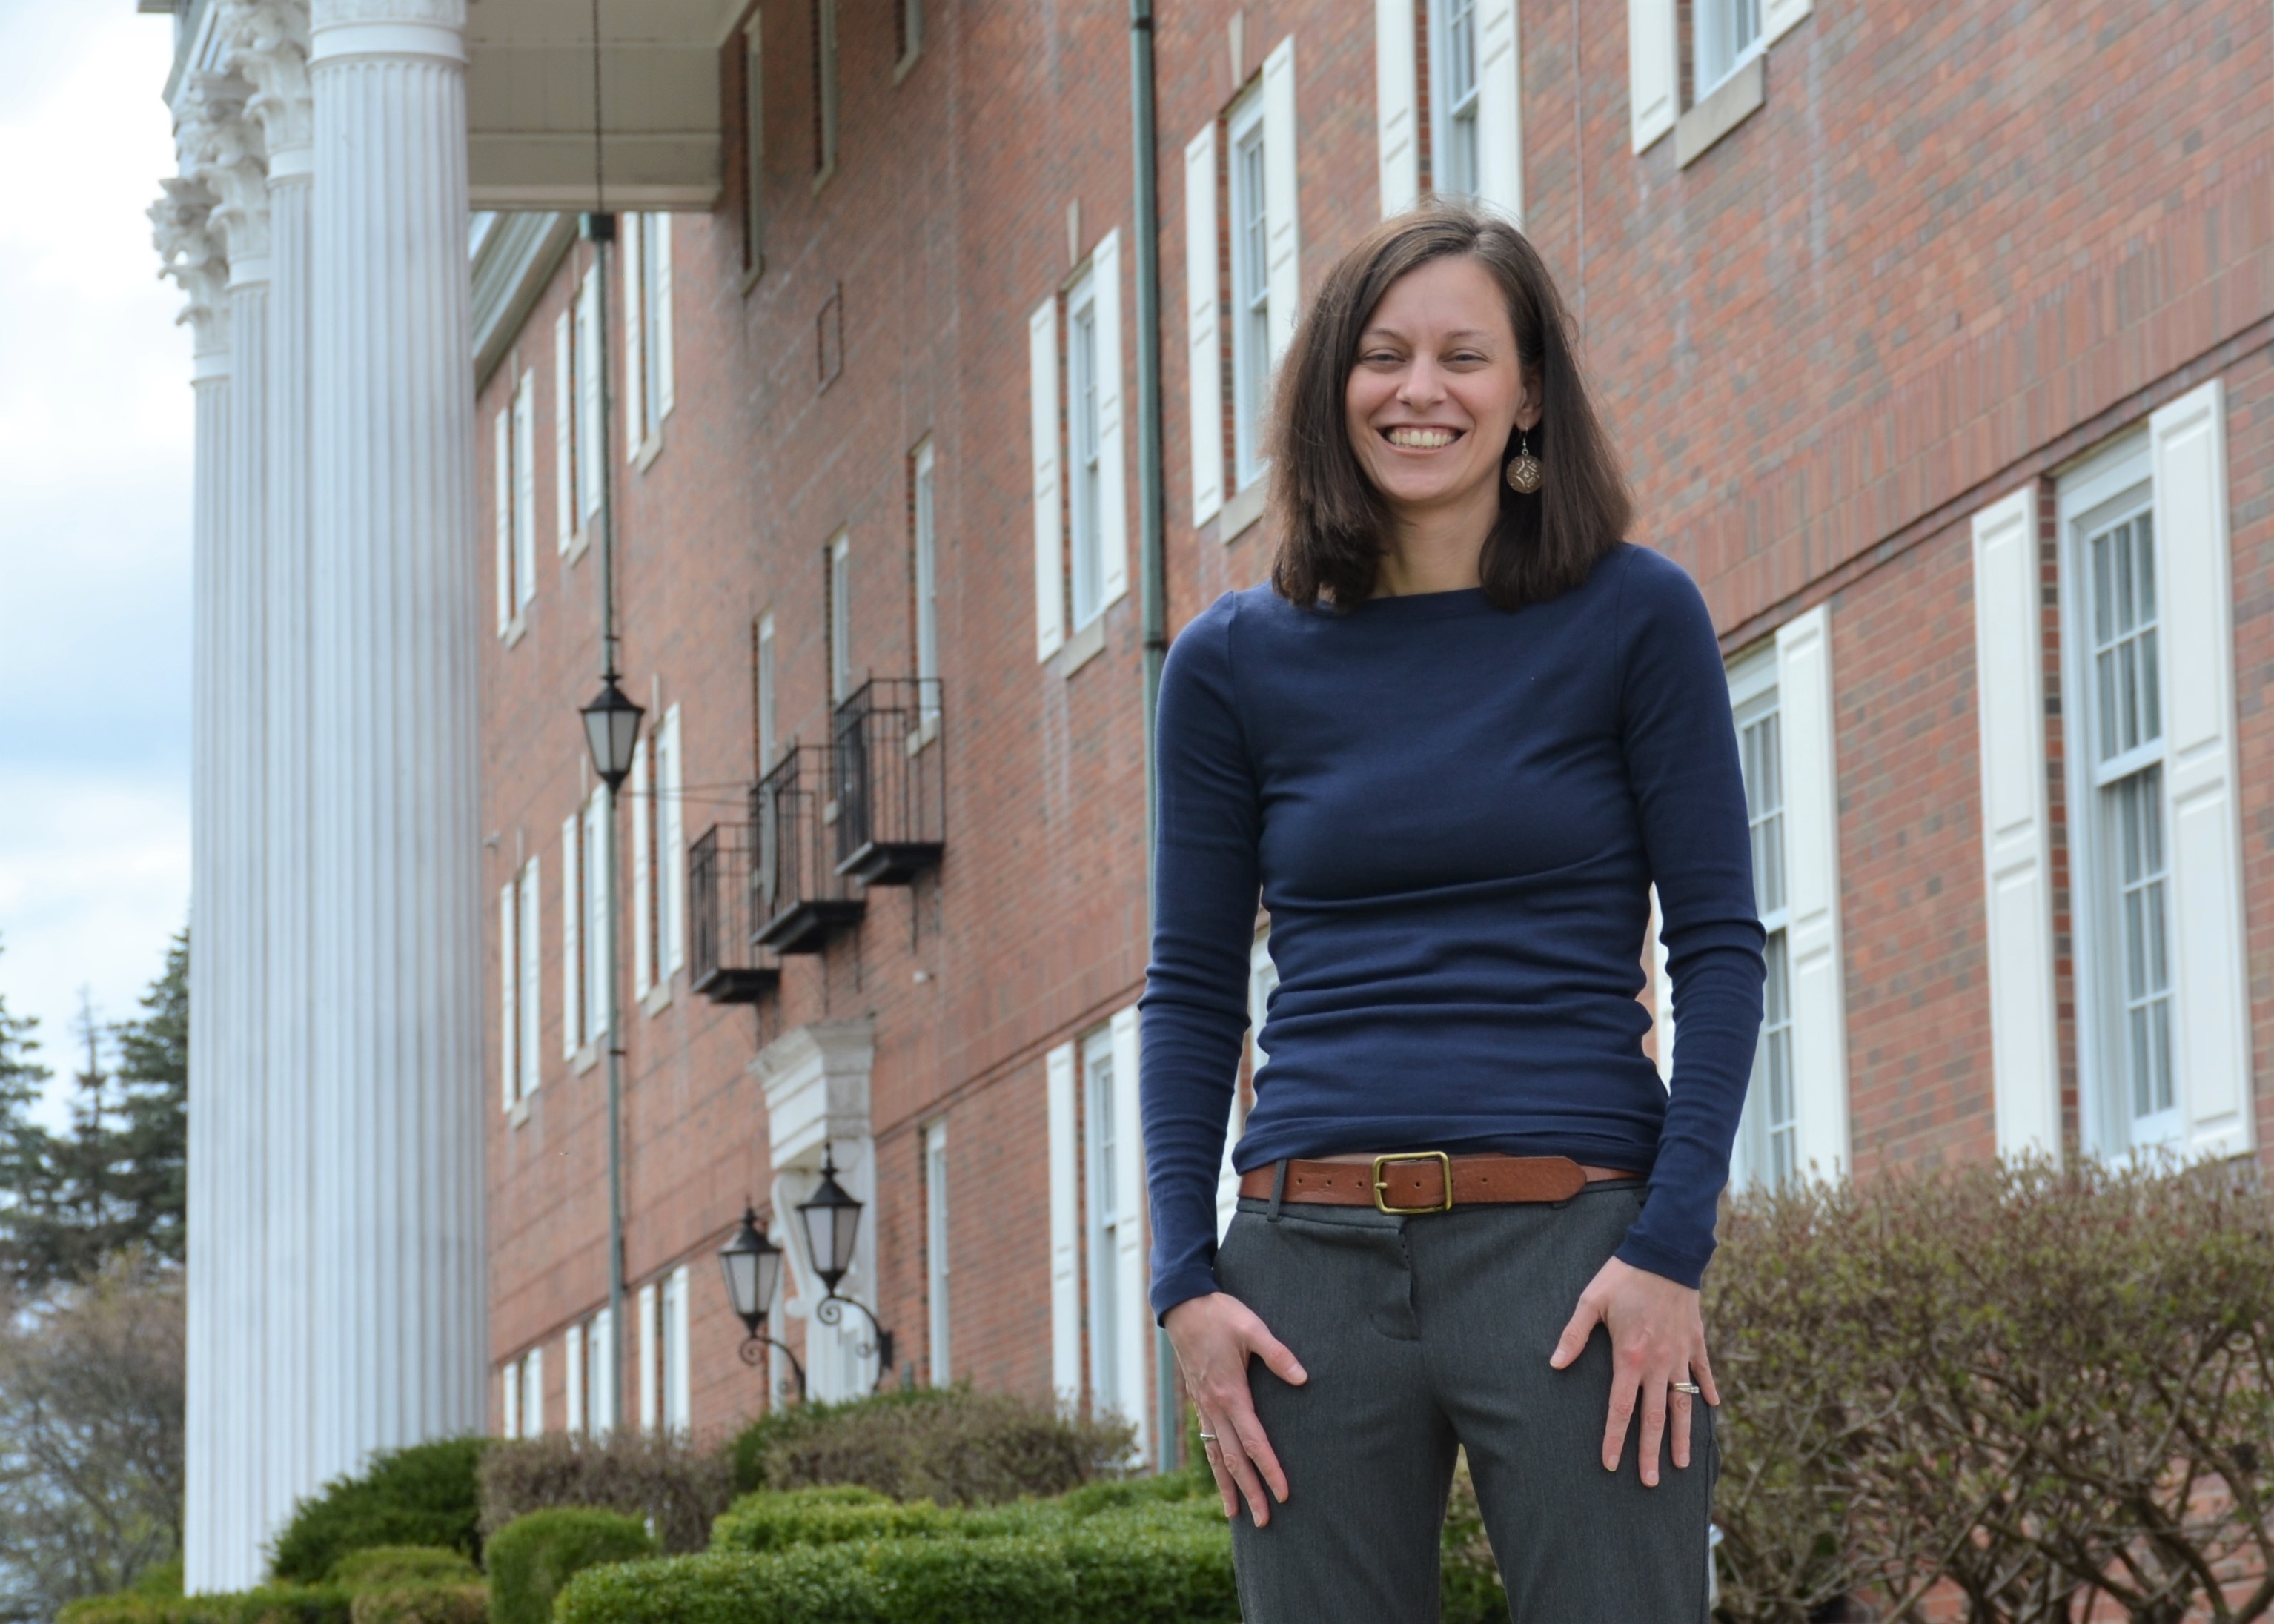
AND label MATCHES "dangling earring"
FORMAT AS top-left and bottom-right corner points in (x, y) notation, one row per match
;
(1505, 429), (1542, 494)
